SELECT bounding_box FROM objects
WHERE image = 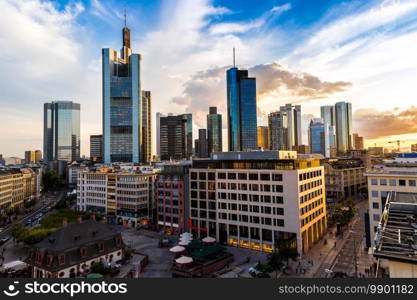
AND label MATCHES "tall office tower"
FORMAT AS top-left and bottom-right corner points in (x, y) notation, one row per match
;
(353, 133), (364, 150)
(207, 107), (223, 155)
(268, 111), (288, 150)
(335, 101), (353, 153)
(43, 101), (80, 163)
(308, 118), (331, 157)
(257, 126), (269, 150)
(279, 104), (302, 150)
(102, 21), (142, 164)
(226, 63), (258, 151)
(320, 105), (336, 127)
(141, 91), (152, 164)
(156, 112), (165, 158)
(24, 151), (35, 164)
(182, 114), (193, 159)
(34, 150), (42, 163)
(195, 129), (208, 158)
(160, 115), (191, 161)
(90, 135), (103, 163)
